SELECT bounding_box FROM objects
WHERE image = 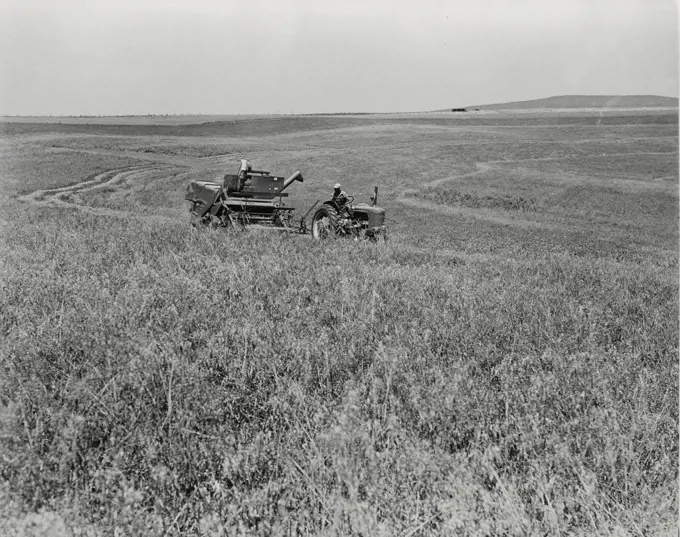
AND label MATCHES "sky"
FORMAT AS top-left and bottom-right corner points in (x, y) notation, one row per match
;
(0, 0), (677, 115)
